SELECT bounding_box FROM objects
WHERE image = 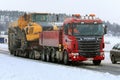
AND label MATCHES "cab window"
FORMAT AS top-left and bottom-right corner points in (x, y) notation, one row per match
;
(64, 24), (69, 35)
(64, 23), (74, 35)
